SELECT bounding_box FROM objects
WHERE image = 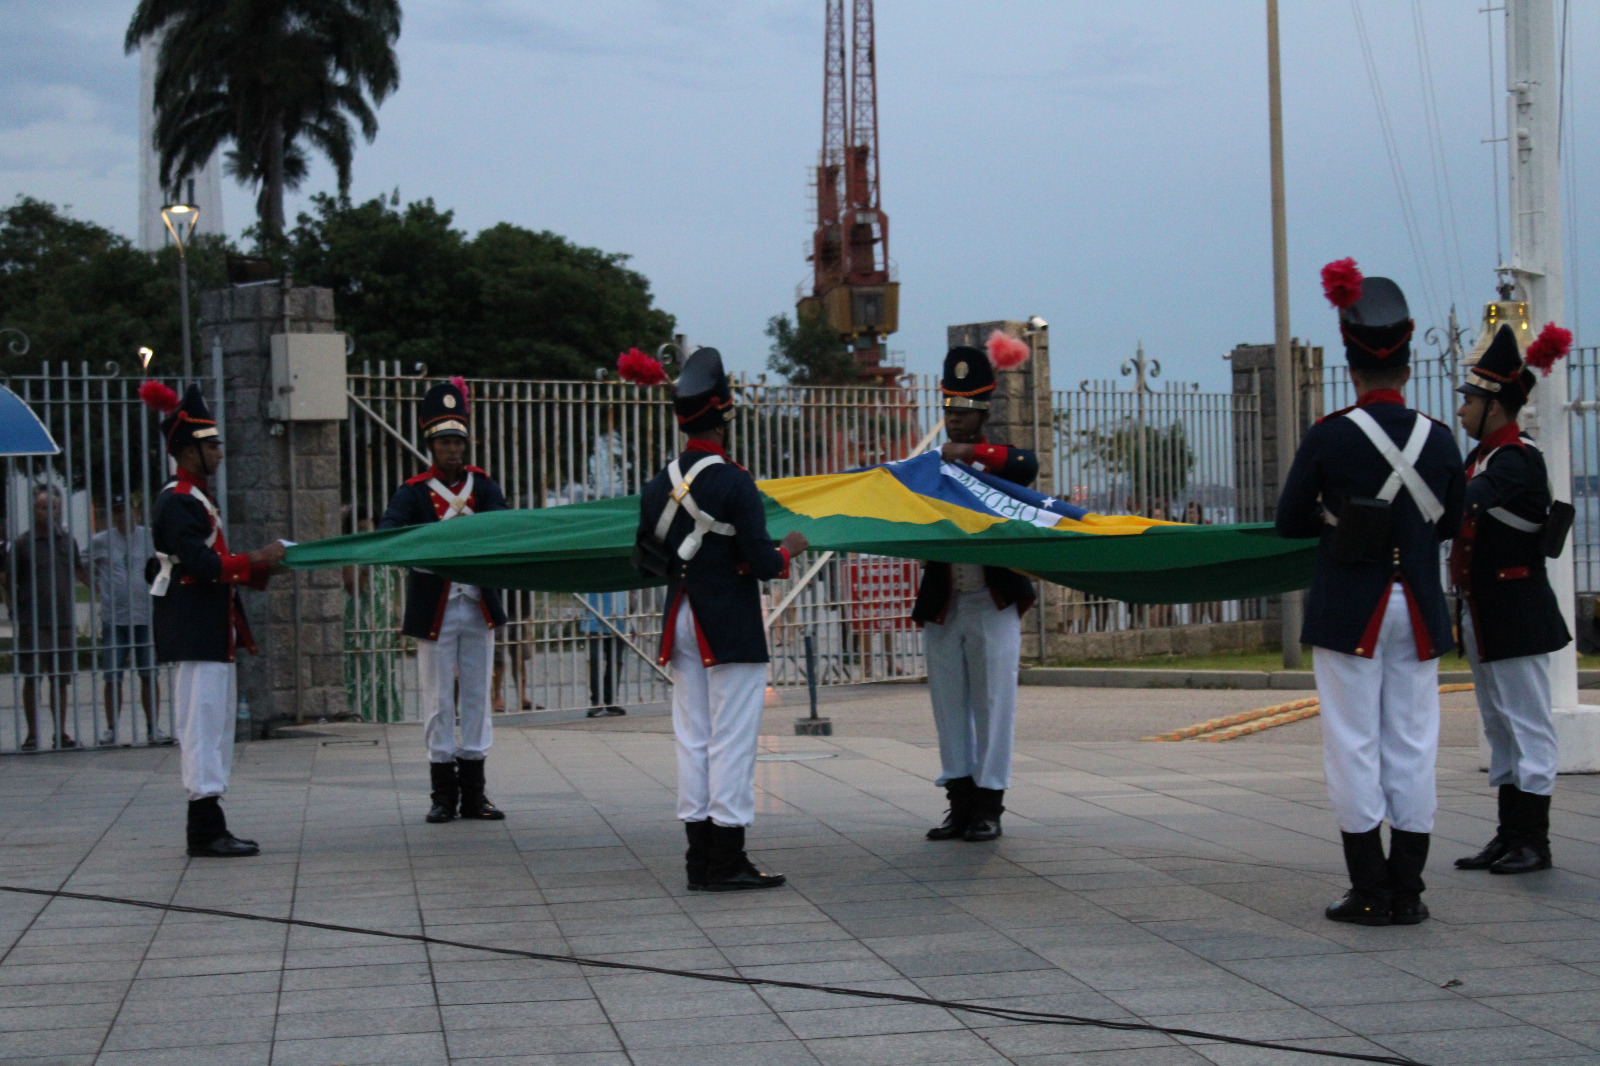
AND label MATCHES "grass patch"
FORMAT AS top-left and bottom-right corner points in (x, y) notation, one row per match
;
(1040, 649), (1600, 672)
